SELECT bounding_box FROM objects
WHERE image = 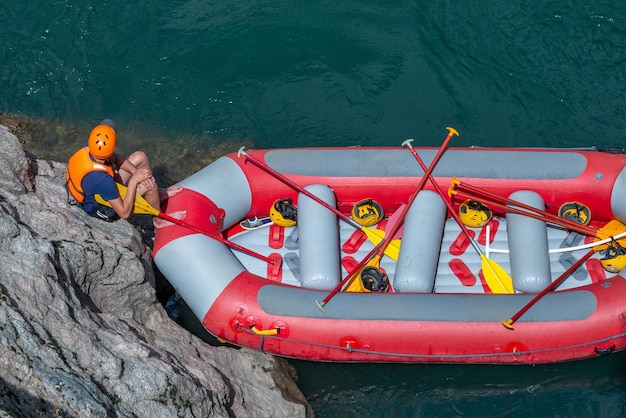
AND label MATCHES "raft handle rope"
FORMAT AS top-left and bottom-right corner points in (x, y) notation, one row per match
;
(236, 326), (626, 361)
